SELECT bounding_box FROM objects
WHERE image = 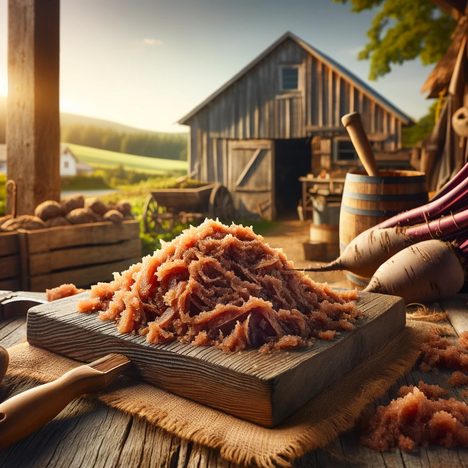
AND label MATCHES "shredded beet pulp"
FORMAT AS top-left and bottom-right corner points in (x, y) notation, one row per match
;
(362, 386), (468, 452)
(78, 219), (360, 352)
